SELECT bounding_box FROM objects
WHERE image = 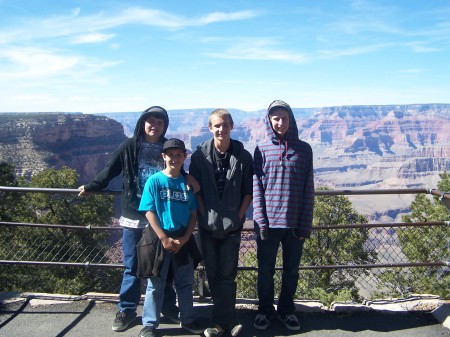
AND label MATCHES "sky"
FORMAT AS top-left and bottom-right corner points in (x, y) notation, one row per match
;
(0, 0), (449, 113)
